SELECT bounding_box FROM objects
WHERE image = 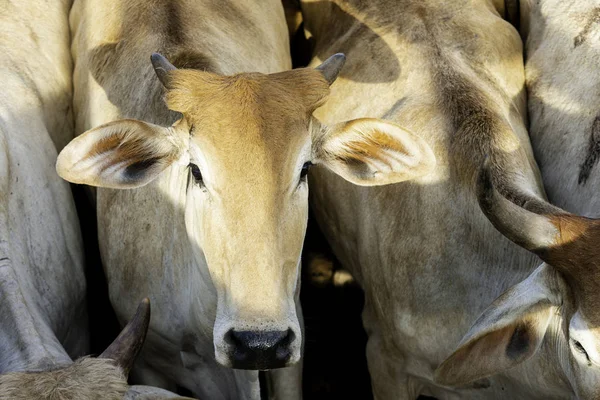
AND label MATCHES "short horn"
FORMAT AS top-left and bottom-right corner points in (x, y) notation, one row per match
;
(476, 159), (559, 252)
(151, 53), (177, 88)
(315, 53), (346, 85)
(100, 298), (151, 375)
